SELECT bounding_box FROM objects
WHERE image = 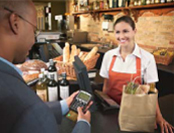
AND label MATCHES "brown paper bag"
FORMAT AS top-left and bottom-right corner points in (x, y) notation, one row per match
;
(119, 86), (158, 132)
